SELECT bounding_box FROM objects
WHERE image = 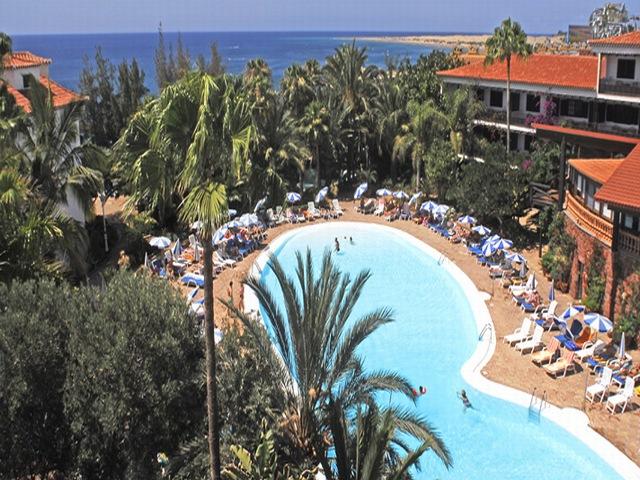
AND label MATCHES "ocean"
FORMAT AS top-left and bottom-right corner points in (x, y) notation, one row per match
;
(11, 31), (438, 92)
